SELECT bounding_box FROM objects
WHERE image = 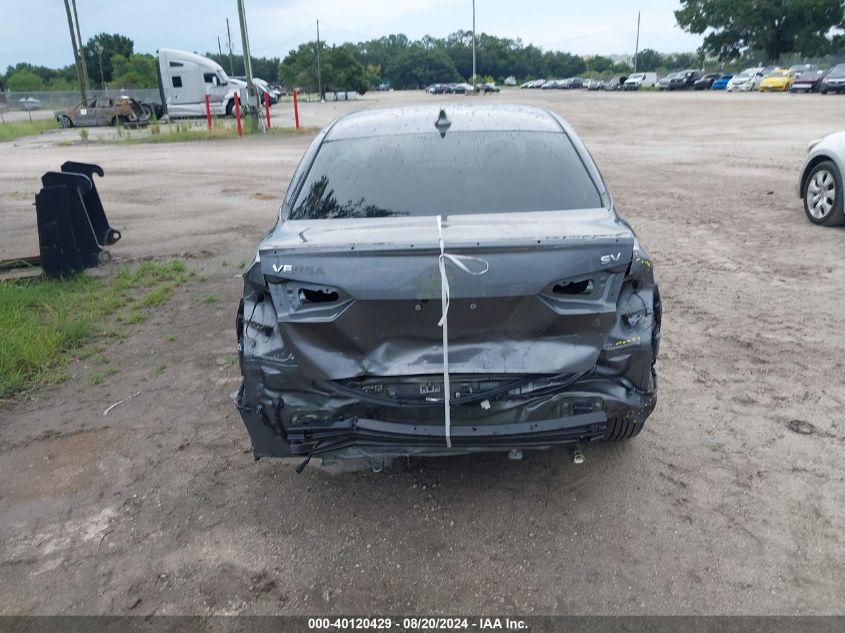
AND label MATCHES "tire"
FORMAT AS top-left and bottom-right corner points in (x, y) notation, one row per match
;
(604, 417), (643, 442)
(226, 99), (235, 117)
(803, 160), (845, 226)
(820, 89), (827, 95)
(59, 115), (72, 128)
